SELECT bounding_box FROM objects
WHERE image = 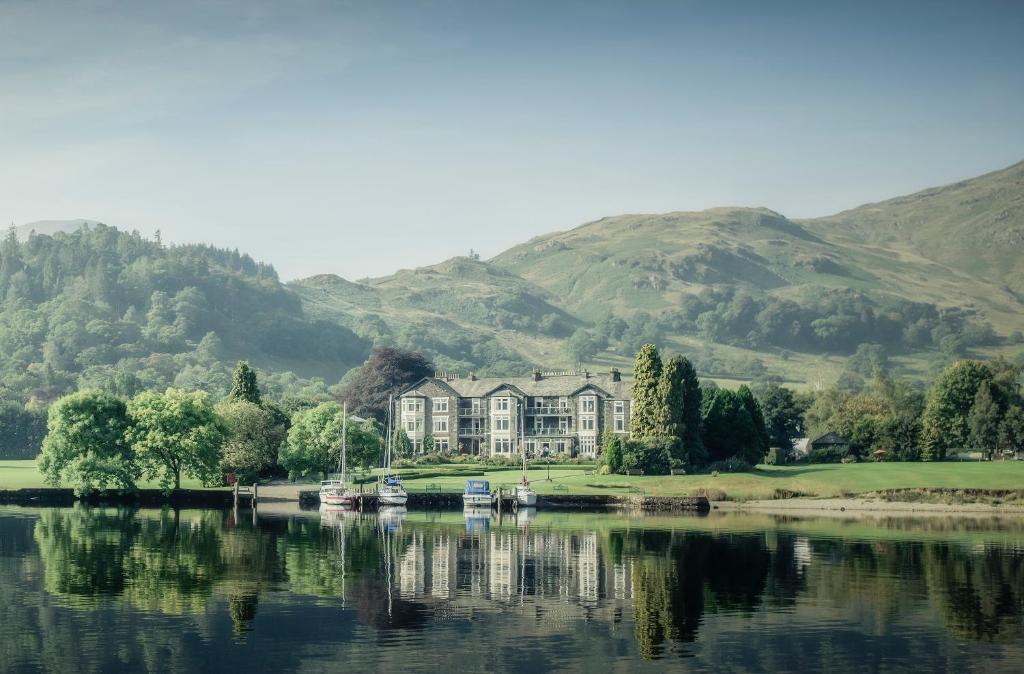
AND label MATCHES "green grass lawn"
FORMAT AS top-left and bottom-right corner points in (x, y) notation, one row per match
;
(0, 460), (215, 491)
(3, 459), (1022, 500)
